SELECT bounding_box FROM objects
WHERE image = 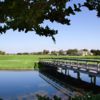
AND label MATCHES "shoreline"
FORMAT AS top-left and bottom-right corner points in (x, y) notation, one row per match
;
(0, 68), (38, 71)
